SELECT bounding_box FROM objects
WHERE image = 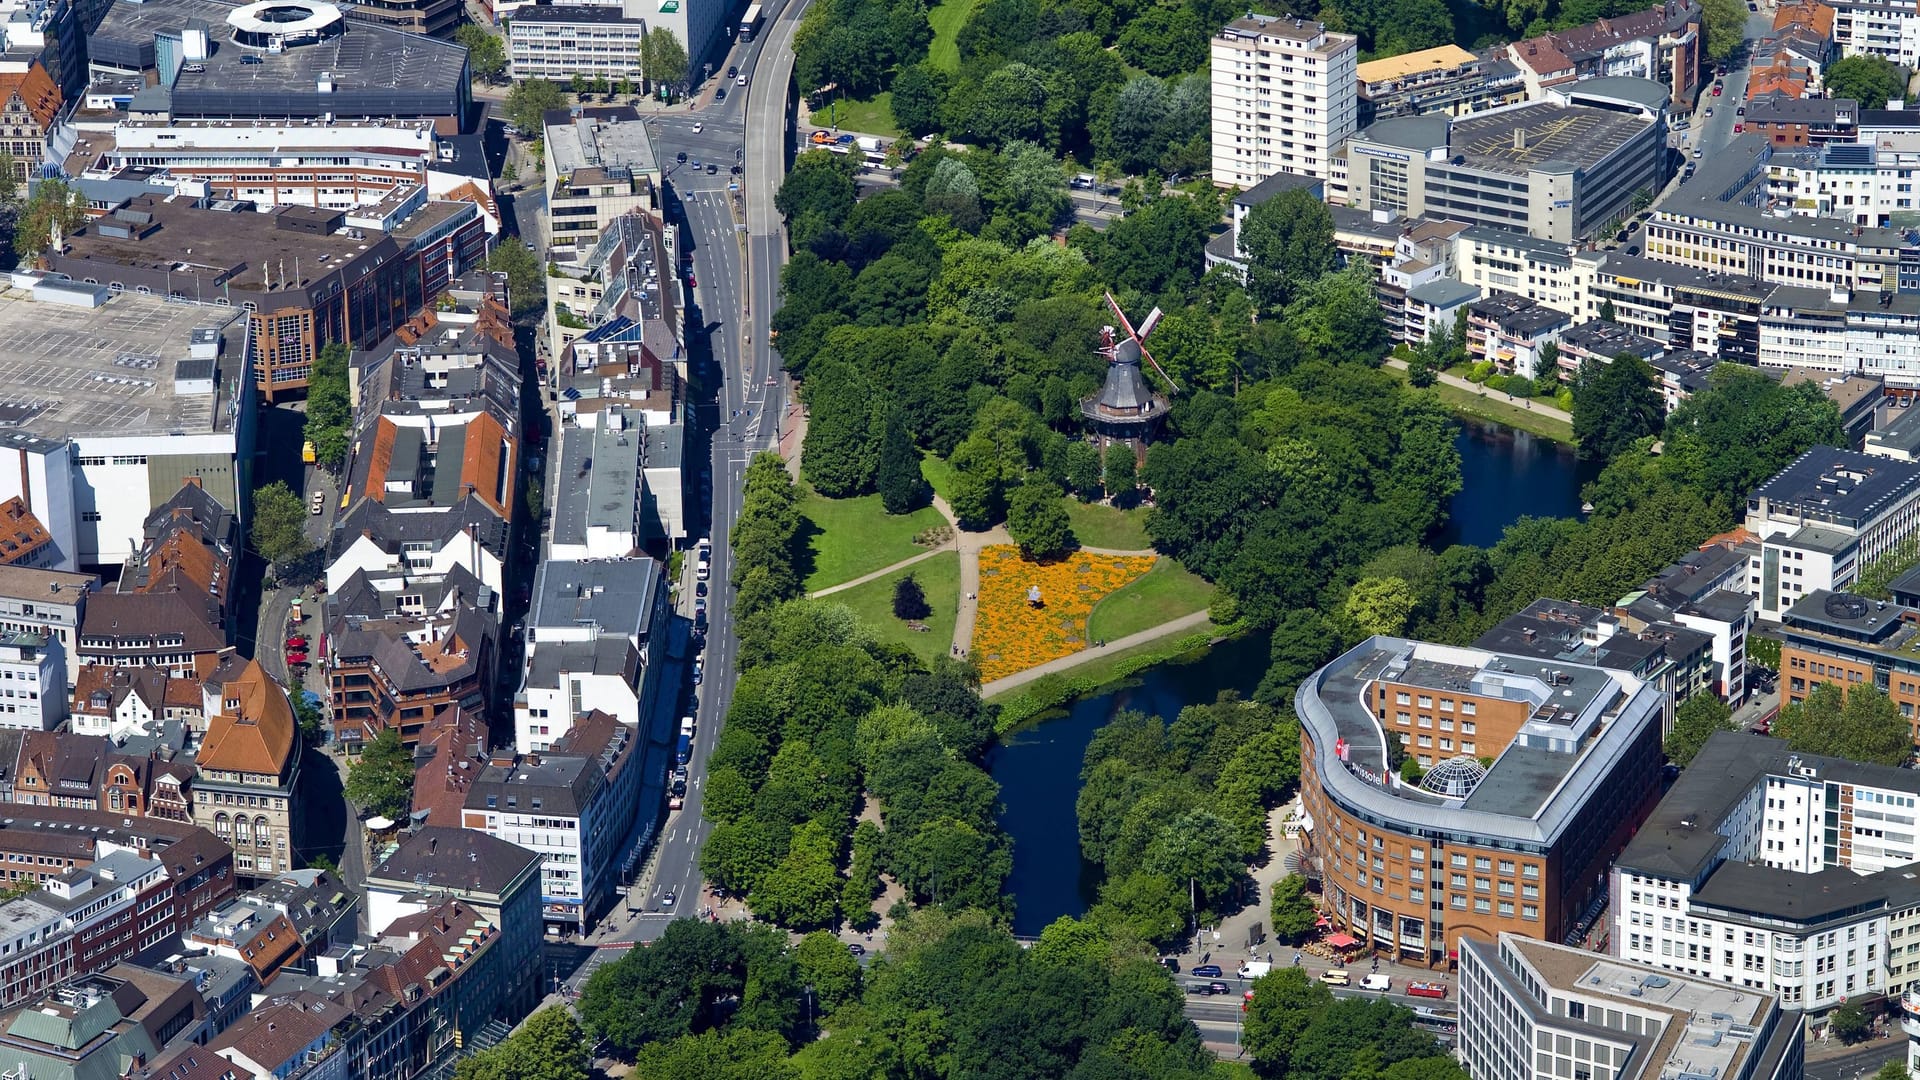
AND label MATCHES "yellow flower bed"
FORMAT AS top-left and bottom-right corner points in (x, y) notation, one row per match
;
(971, 545), (1156, 682)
